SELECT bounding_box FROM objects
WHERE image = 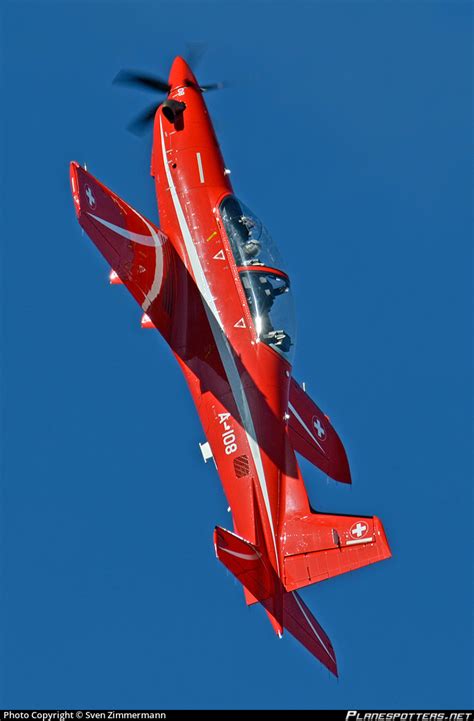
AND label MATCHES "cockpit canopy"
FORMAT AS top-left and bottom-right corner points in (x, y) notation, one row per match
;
(219, 195), (296, 362)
